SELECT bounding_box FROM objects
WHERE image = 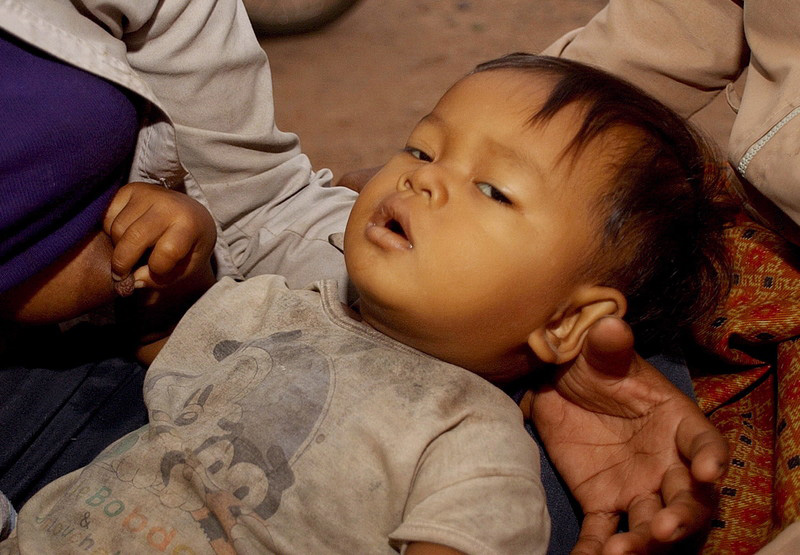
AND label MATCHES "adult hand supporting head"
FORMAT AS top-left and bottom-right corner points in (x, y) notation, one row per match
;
(520, 316), (729, 554)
